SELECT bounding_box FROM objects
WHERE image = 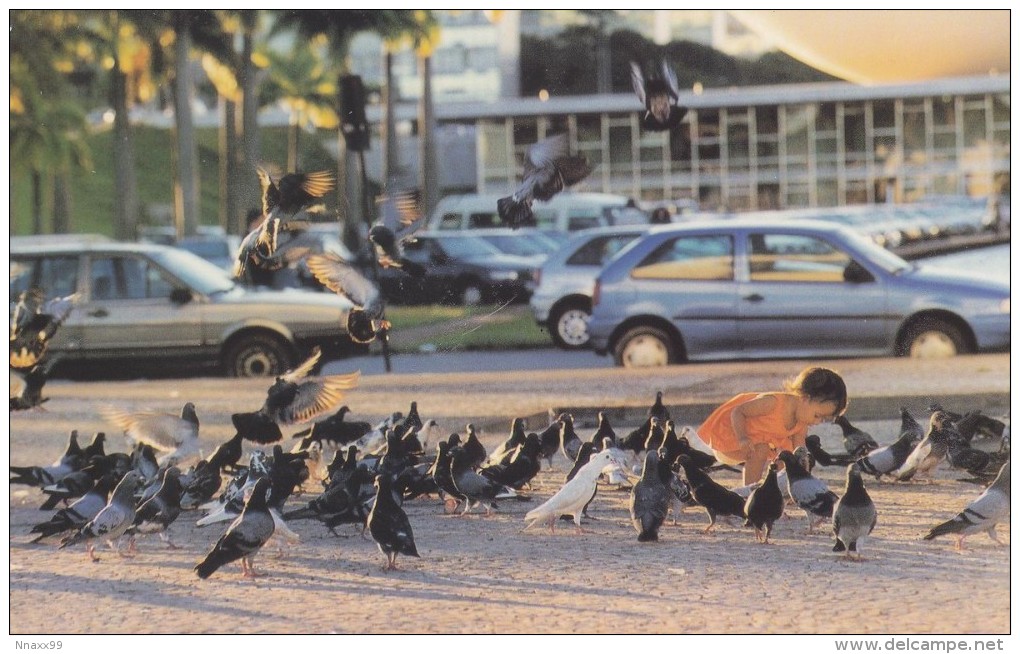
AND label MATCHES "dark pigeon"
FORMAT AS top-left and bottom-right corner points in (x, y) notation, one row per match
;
(676, 455), (747, 534)
(835, 415), (880, 457)
(195, 477), (276, 579)
(630, 450), (671, 542)
(803, 434), (857, 467)
(368, 189), (428, 278)
(130, 467), (184, 549)
(744, 461), (785, 544)
(832, 464), (878, 560)
(630, 60), (687, 132)
(367, 474), (420, 571)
